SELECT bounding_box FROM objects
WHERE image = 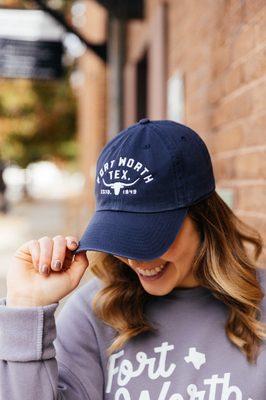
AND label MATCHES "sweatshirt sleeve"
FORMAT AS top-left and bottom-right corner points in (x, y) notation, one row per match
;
(0, 284), (104, 400)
